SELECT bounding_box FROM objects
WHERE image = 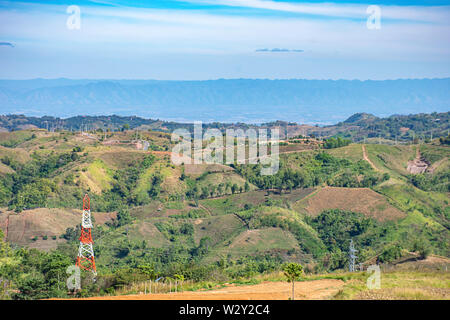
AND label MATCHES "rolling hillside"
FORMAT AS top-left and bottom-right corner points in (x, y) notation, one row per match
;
(0, 123), (448, 300)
